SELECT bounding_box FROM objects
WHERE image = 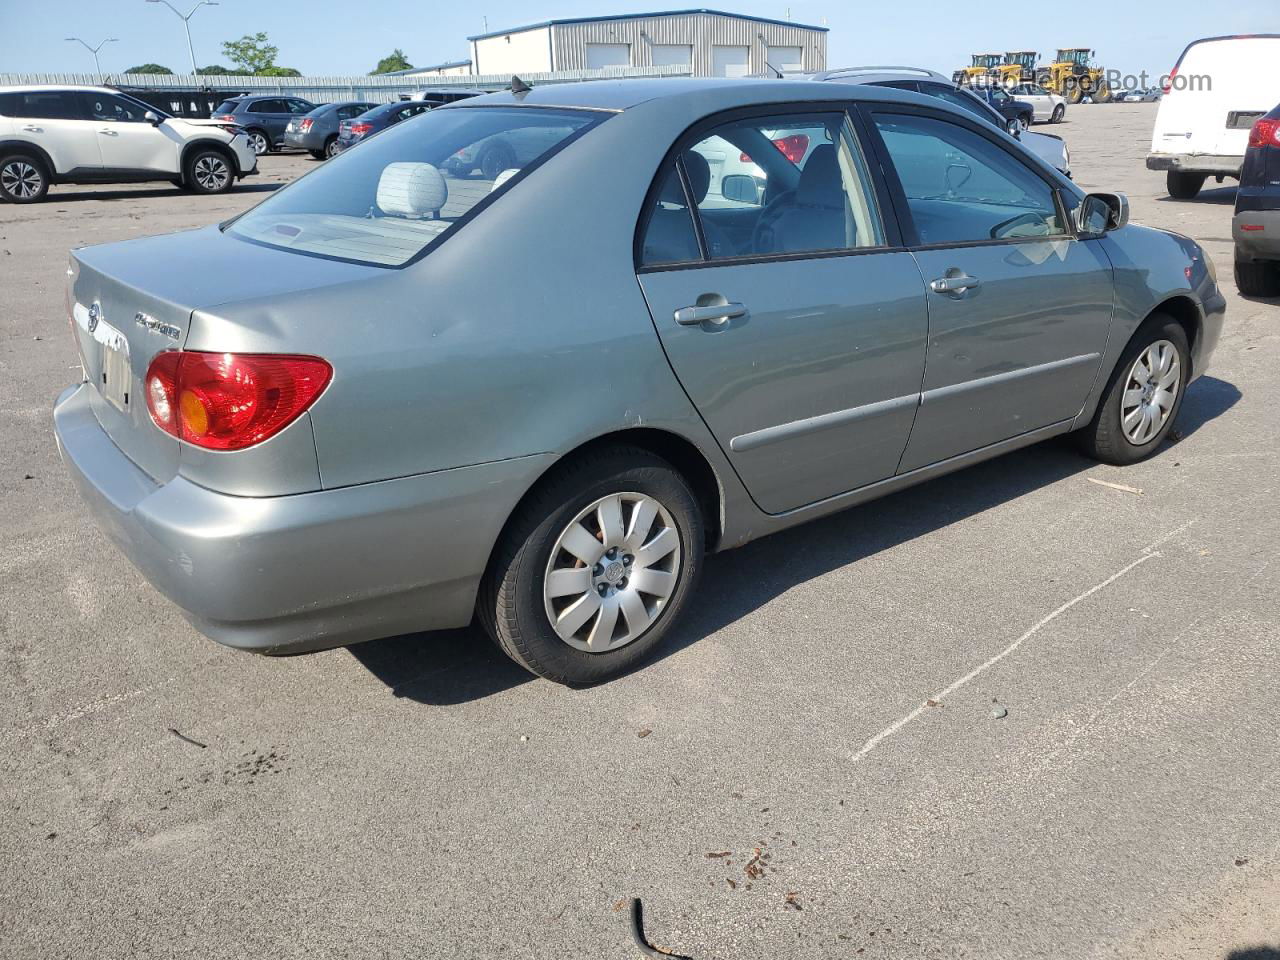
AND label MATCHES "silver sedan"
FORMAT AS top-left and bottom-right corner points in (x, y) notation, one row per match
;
(54, 78), (1225, 684)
